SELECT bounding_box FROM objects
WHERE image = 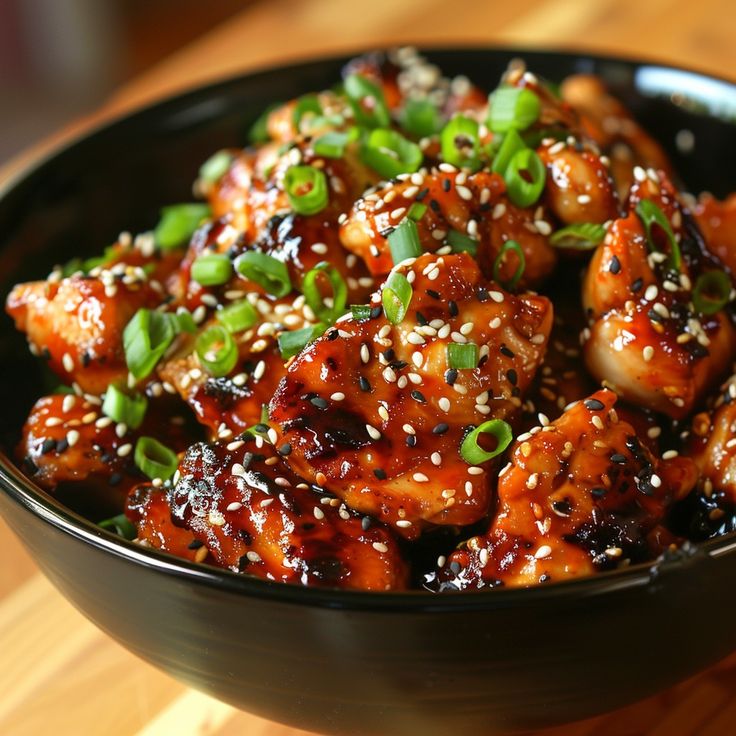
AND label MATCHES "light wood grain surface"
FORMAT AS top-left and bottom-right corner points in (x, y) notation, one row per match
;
(2, 1), (735, 734)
